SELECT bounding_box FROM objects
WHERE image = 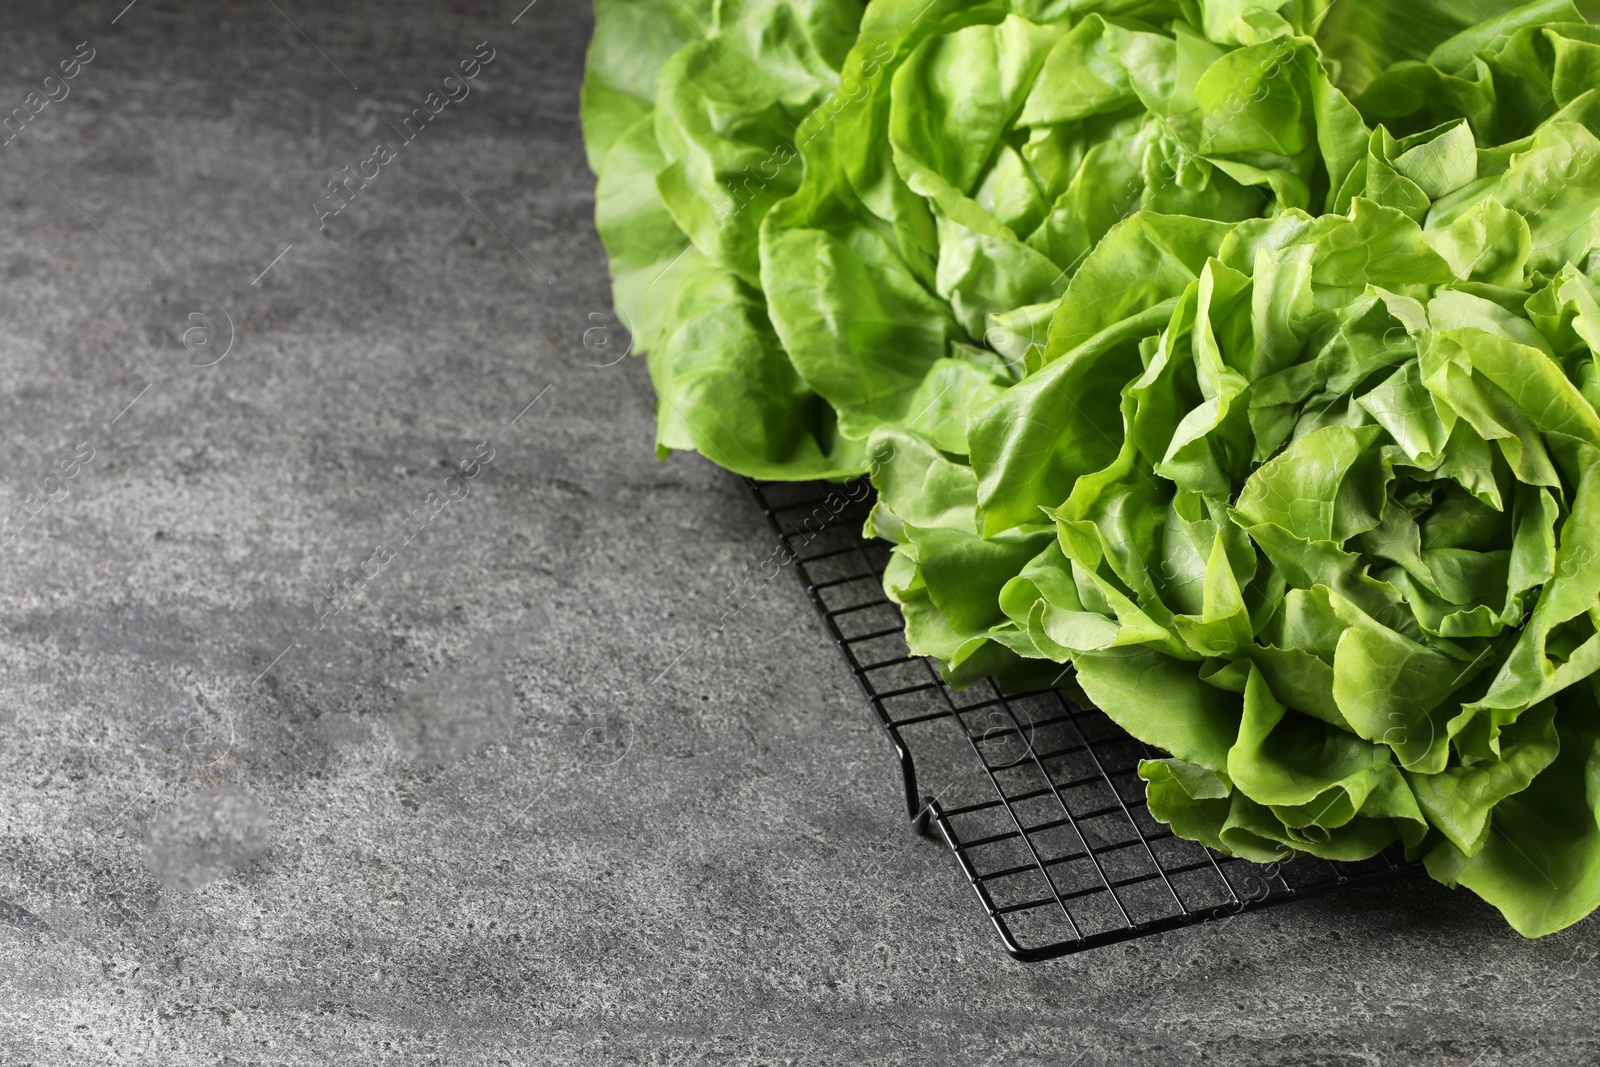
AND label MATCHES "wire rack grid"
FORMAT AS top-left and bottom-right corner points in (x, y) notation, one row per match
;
(749, 476), (1421, 962)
